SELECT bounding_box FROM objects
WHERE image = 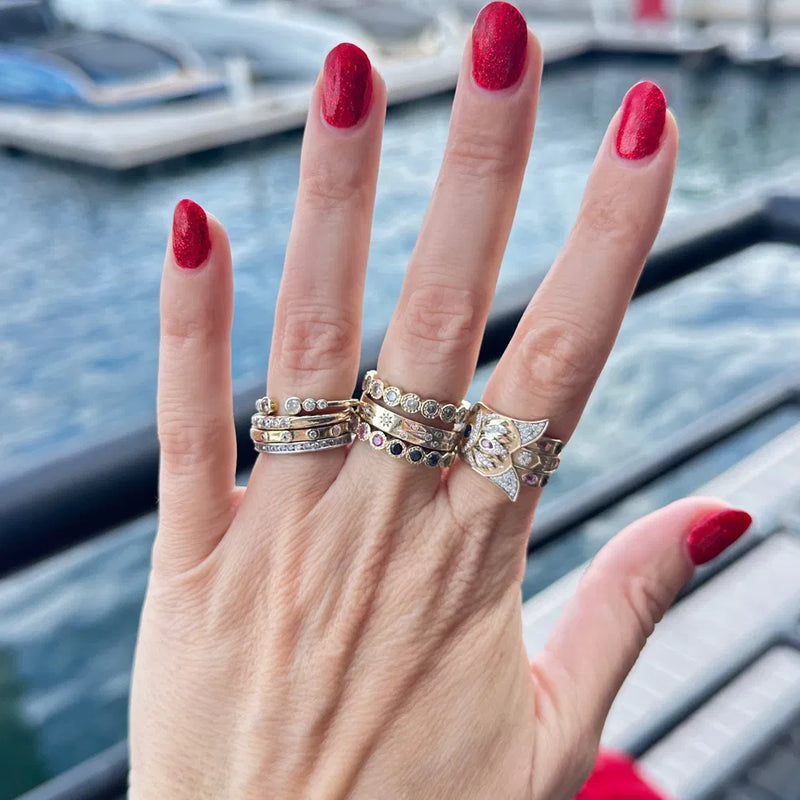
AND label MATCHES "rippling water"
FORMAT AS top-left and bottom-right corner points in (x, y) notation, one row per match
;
(2, 57), (800, 796)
